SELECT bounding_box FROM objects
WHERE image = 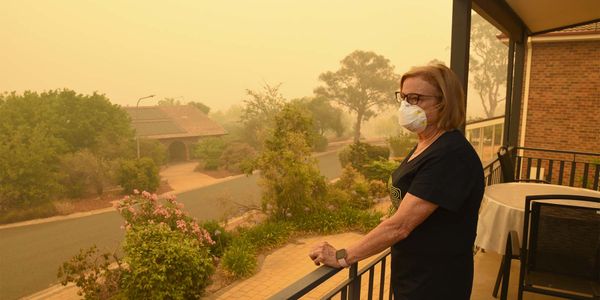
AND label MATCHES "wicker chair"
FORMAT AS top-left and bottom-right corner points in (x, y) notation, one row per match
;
(500, 194), (600, 299)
